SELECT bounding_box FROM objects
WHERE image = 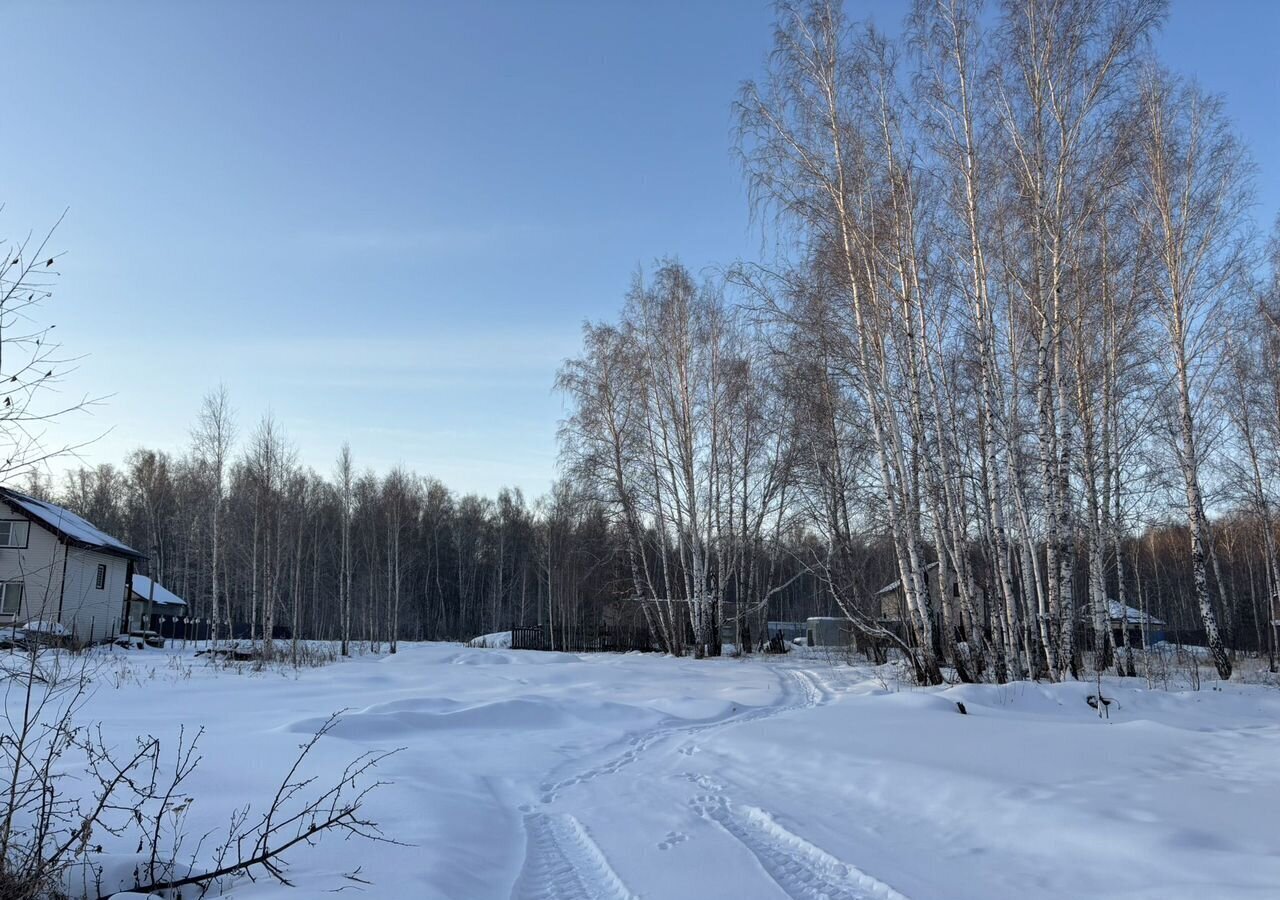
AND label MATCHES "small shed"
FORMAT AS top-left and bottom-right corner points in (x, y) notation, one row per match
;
(807, 616), (854, 648)
(1093, 600), (1166, 647)
(127, 574), (187, 632)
